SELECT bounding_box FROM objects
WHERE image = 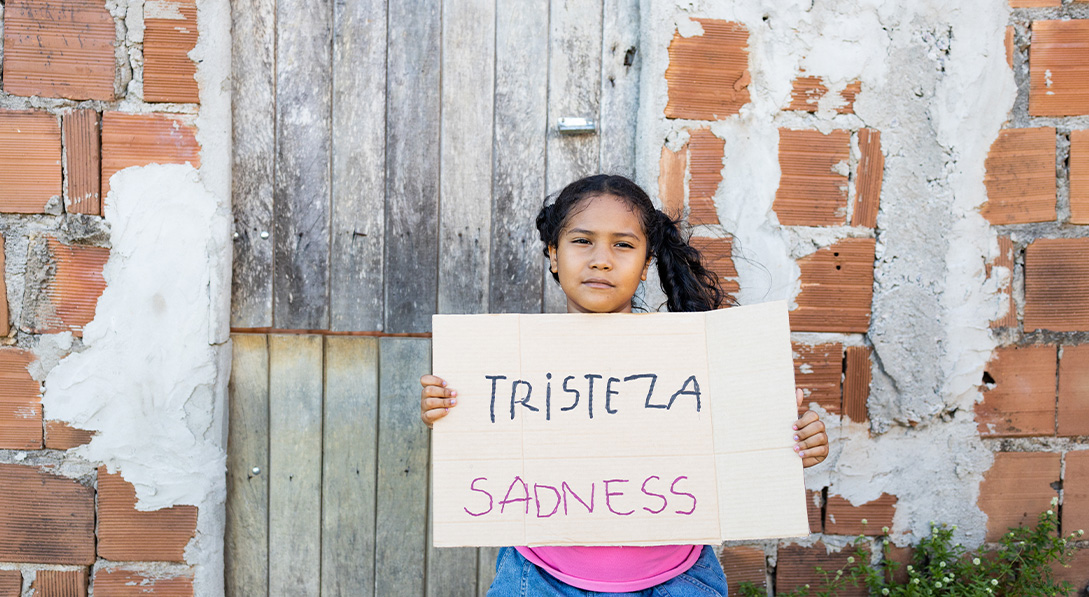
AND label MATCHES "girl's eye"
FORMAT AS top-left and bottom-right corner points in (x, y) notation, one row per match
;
(616, 242), (634, 249)
(572, 238), (590, 244)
